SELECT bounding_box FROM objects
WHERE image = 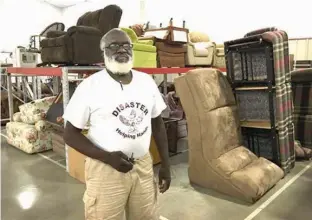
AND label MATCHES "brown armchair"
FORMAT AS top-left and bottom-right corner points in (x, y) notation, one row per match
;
(29, 22), (65, 50)
(40, 4), (122, 65)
